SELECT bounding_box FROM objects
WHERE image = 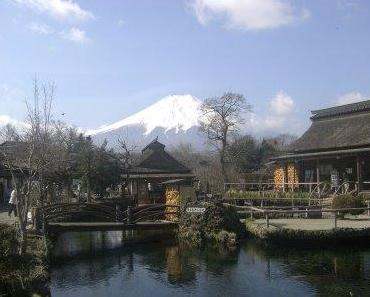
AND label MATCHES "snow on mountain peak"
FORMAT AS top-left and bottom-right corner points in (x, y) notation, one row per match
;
(86, 94), (202, 136)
